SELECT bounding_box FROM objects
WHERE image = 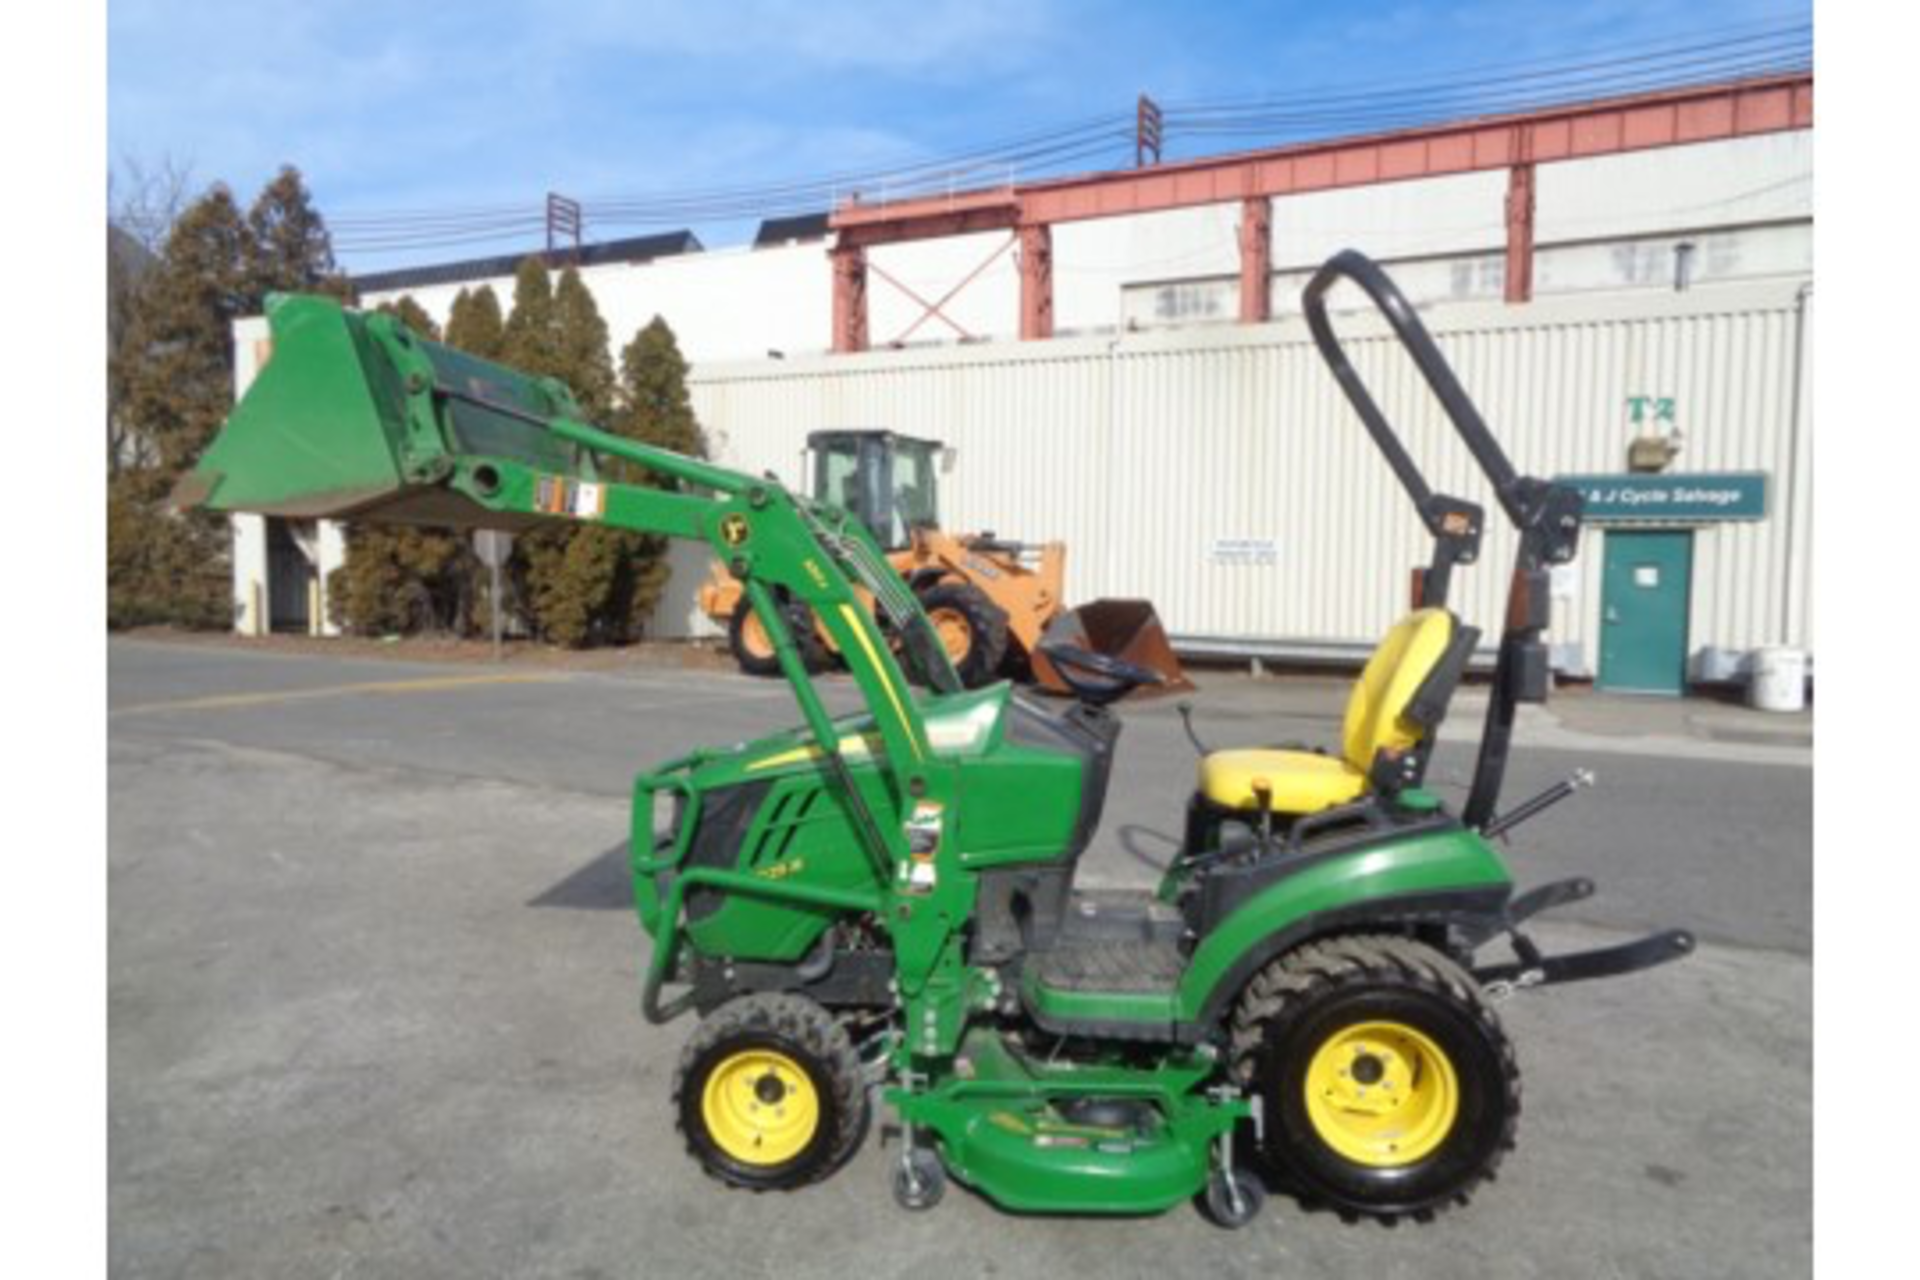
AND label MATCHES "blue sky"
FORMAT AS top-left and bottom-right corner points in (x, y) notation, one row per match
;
(108, 0), (1810, 271)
